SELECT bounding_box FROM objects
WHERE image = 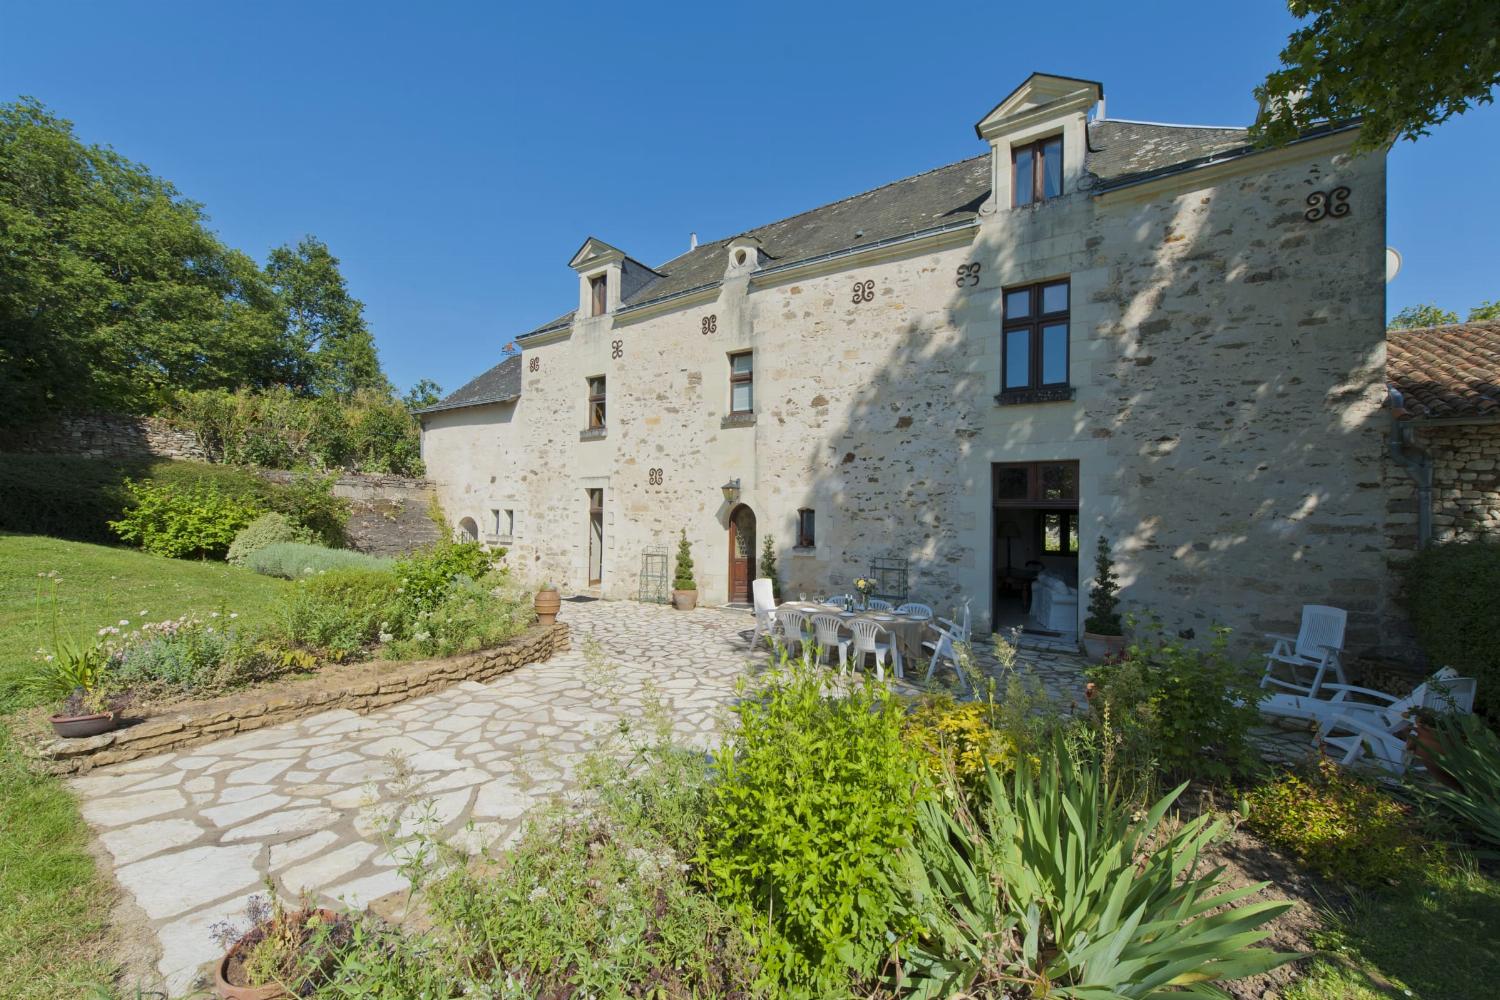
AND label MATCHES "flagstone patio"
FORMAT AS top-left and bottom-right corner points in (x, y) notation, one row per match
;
(70, 599), (1094, 994)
